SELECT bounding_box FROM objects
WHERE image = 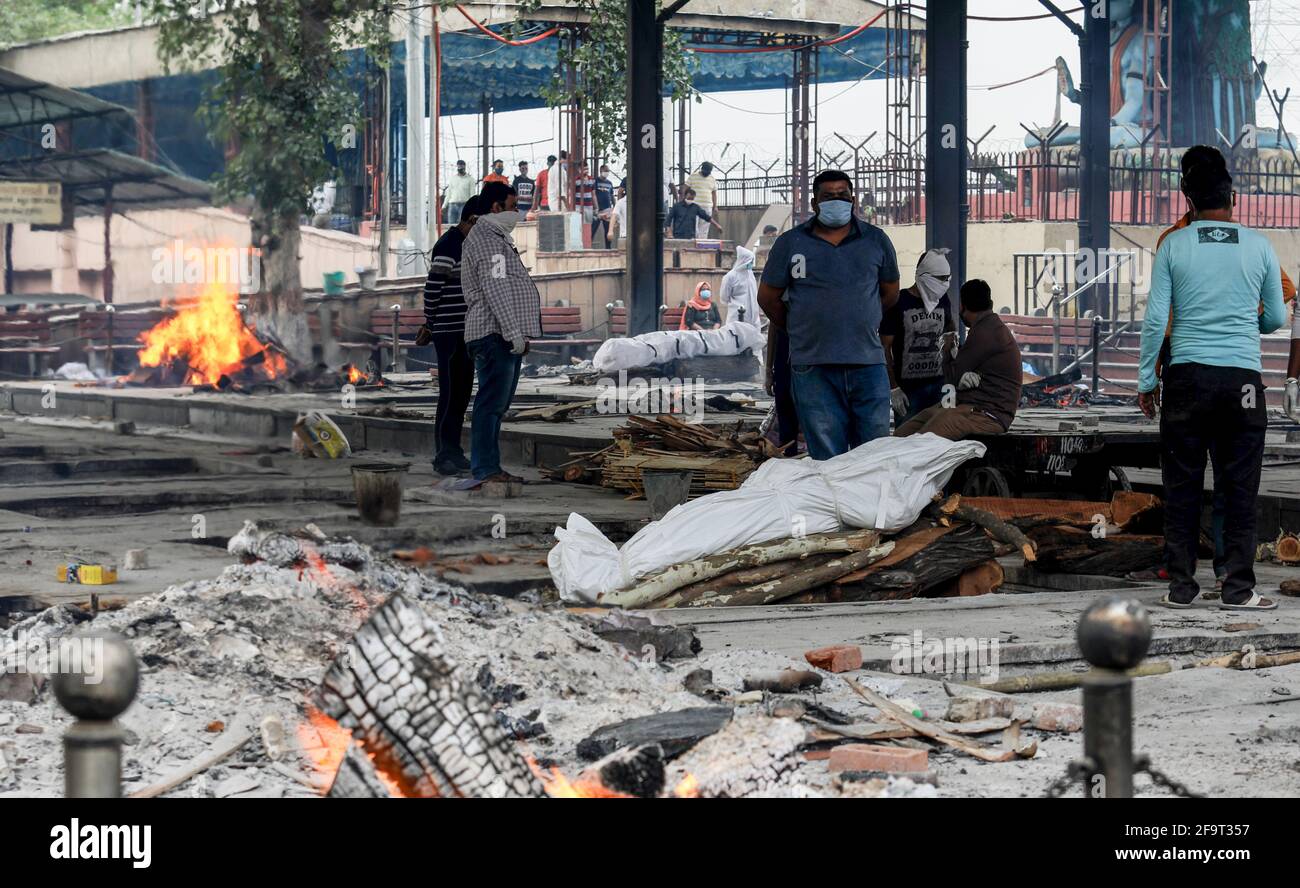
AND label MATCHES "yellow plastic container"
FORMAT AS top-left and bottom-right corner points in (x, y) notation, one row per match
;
(57, 564), (118, 585)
